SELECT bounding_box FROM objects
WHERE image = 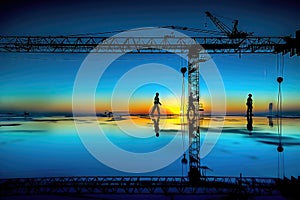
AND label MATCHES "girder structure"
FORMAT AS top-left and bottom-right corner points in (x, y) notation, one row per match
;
(0, 176), (280, 196)
(0, 35), (298, 55)
(187, 46), (203, 181)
